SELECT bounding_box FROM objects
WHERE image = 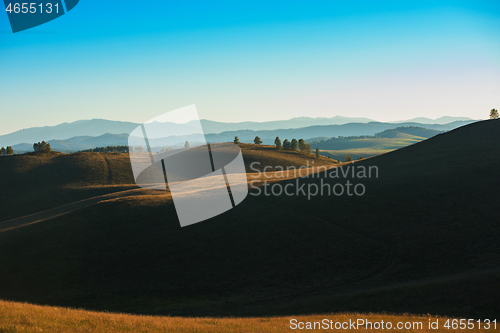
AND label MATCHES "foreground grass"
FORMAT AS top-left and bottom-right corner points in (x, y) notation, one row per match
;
(1, 300), (494, 333)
